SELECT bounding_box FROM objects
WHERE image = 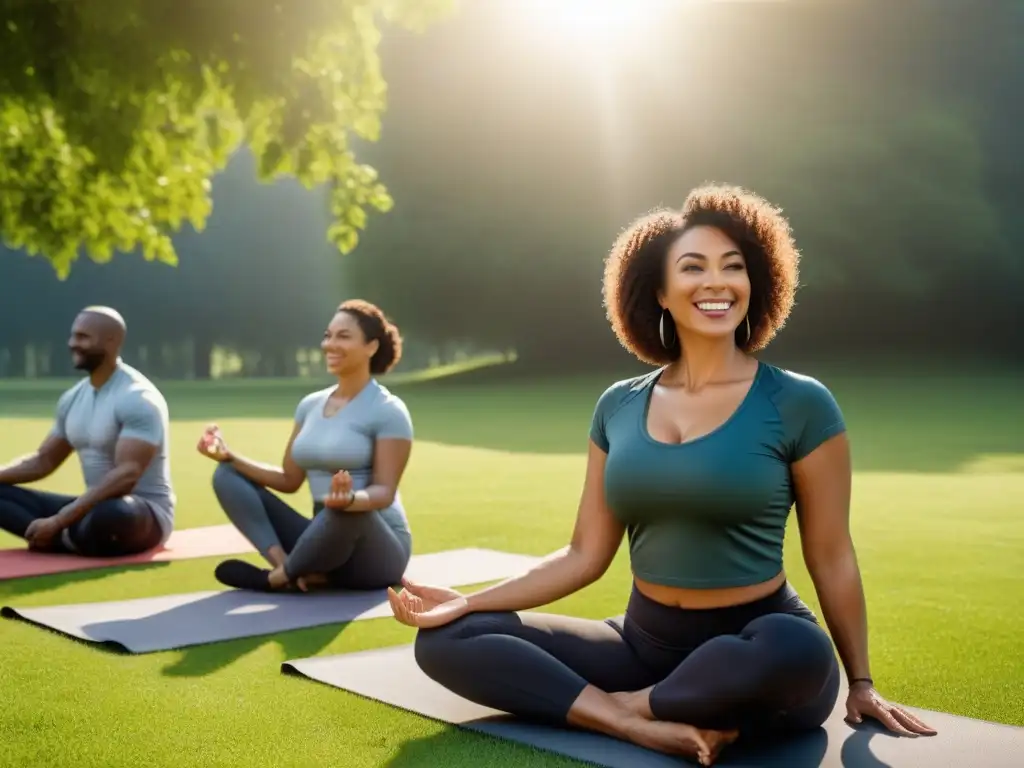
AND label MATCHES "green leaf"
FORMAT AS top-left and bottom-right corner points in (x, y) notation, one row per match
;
(0, 0), (450, 276)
